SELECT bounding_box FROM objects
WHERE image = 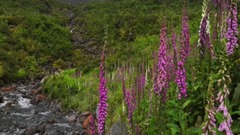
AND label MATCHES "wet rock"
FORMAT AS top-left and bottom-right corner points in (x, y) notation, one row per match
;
(18, 129), (26, 135)
(1, 85), (17, 92)
(18, 124), (27, 129)
(10, 125), (16, 131)
(25, 127), (37, 135)
(82, 114), (93, 129)
(3, 109), (10, 114)
(73, 131), (81, 135)
(40, 76), (49, 84)
(45, 124), (52, 130)
(0, 94), (3, 103)
(31, 109), (38, 114)
(36, 124), (46, 133)
(35, 94), (45, 103)
(68, 115), (77, 123)
(31, 87), (42, 95)
(32, 82), (42, 90)
(44, 129), (64, 135)
(52, 104), (62, 113)
(12, 120), (18, 126)
(110, 122), (128, 135)
(47, 118), (56, 124)
(12, 98), (18, 104)
(81, 111), (90, 116)
(0, 82), (84, 135)
(5, 102), (12, 107)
